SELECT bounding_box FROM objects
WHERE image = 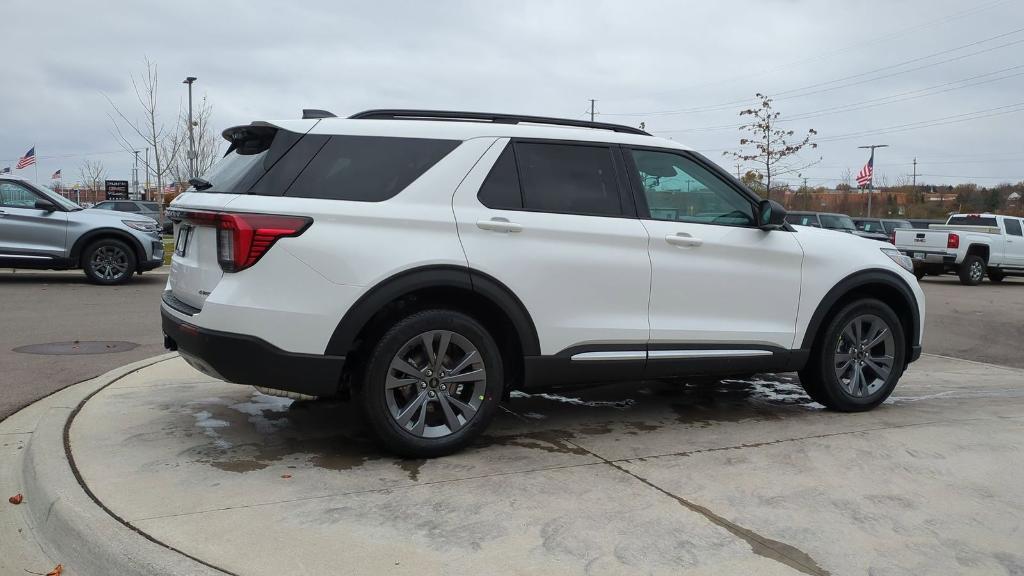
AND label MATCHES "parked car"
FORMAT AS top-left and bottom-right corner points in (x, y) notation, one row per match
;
(161, 109), (925, 457)
(853, 218), (913, 243)
(894, 213), (1024, 285)
(786, 211), (882, 239)
(93, 199), (171, 233)
(0, 176), (164, 284)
